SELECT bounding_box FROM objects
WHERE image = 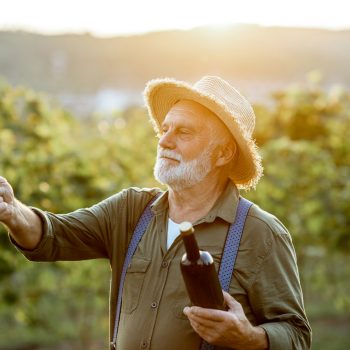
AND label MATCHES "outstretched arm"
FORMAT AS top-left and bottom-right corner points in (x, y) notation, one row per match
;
(0, 176), (43, 250)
